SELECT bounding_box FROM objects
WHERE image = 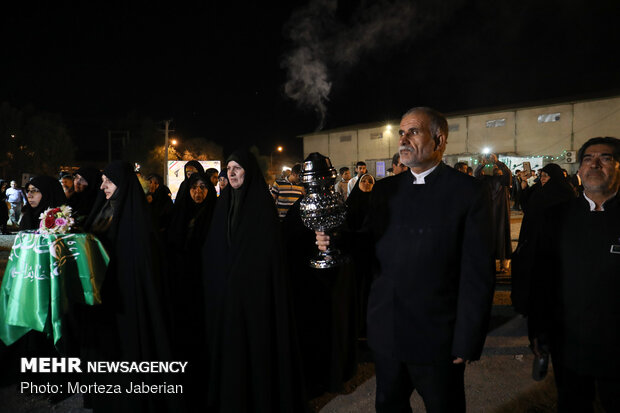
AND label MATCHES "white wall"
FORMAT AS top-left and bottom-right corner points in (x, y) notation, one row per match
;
(302, 95), (620, 167)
